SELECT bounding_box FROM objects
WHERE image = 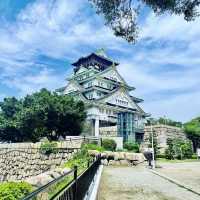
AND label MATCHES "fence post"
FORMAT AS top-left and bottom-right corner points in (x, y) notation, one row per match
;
(73, 166), (78, 200)
(100, 138), (103, 146)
